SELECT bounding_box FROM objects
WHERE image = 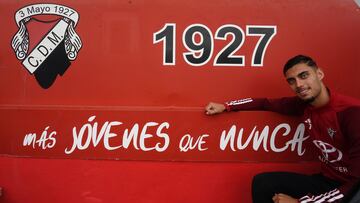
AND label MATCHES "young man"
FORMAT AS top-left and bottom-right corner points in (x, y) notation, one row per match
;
(205, 55), (360, 203)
